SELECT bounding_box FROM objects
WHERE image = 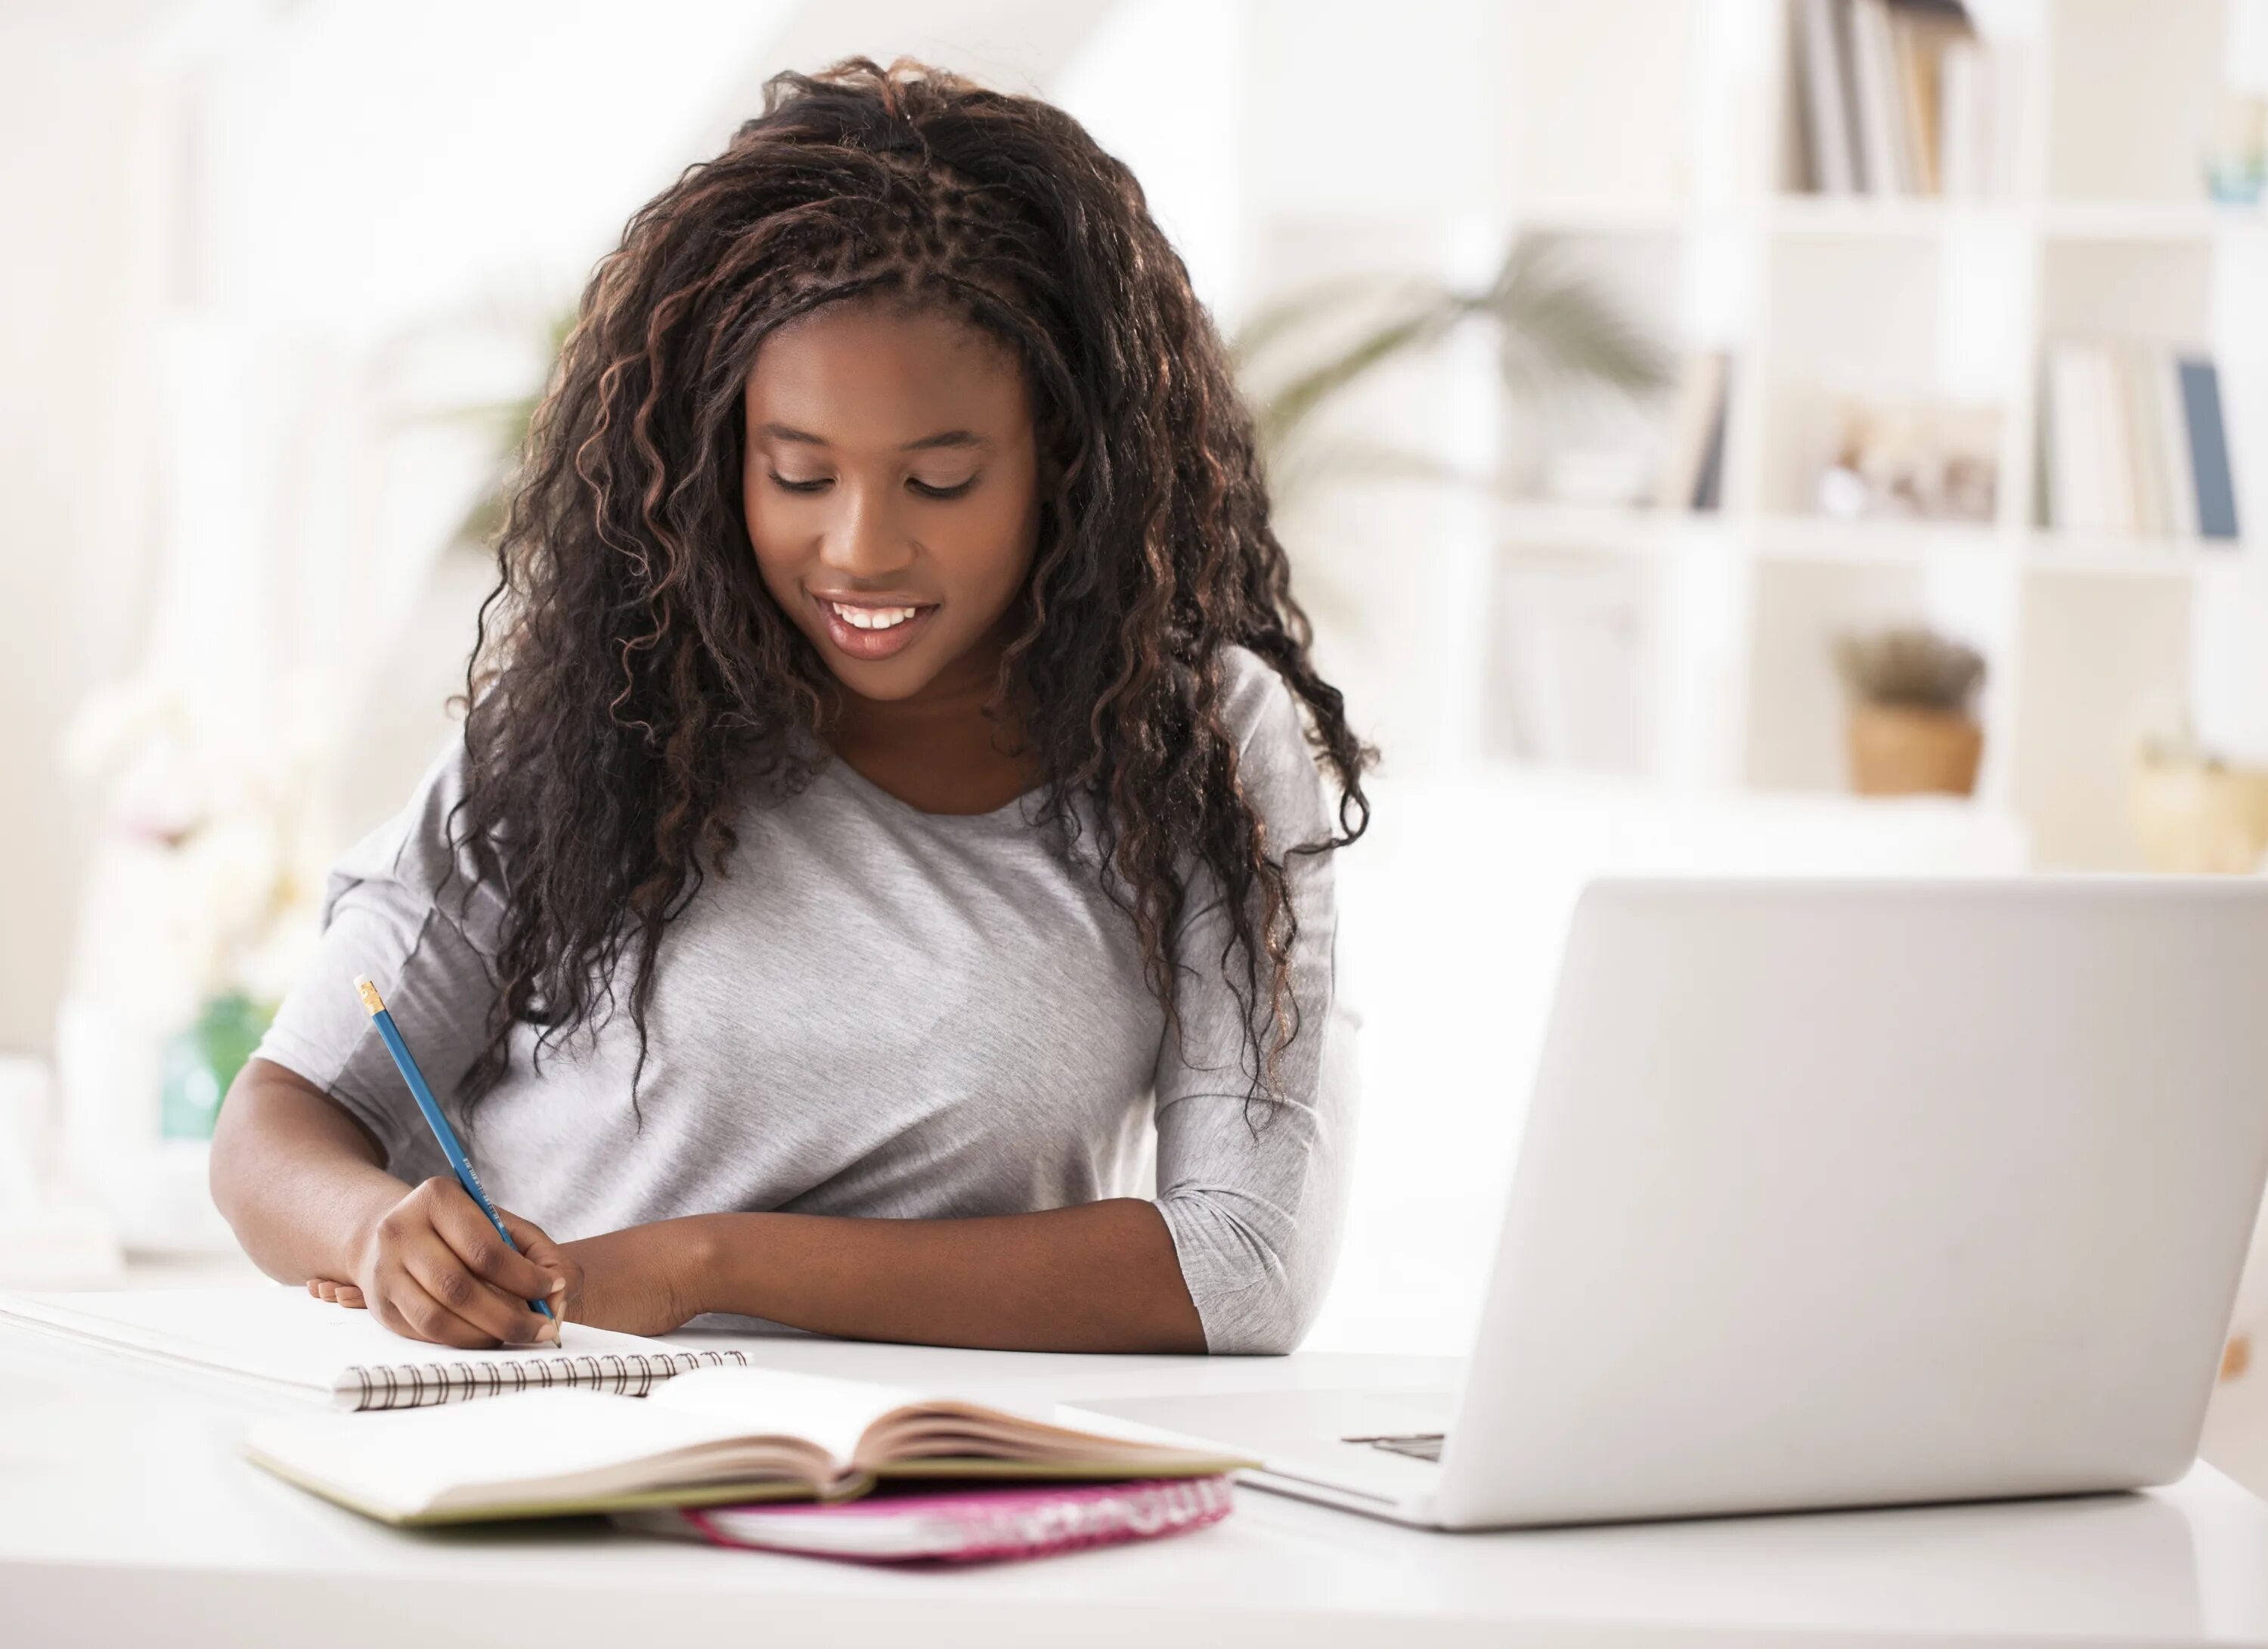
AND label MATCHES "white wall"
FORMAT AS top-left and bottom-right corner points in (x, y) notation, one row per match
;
(0, 21), (172, 1055)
